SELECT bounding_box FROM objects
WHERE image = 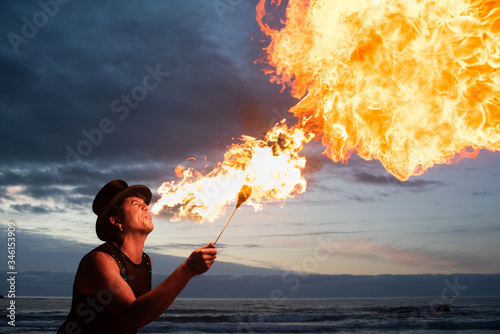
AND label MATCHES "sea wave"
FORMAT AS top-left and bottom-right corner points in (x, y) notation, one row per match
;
(1, 296), (499, 333)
